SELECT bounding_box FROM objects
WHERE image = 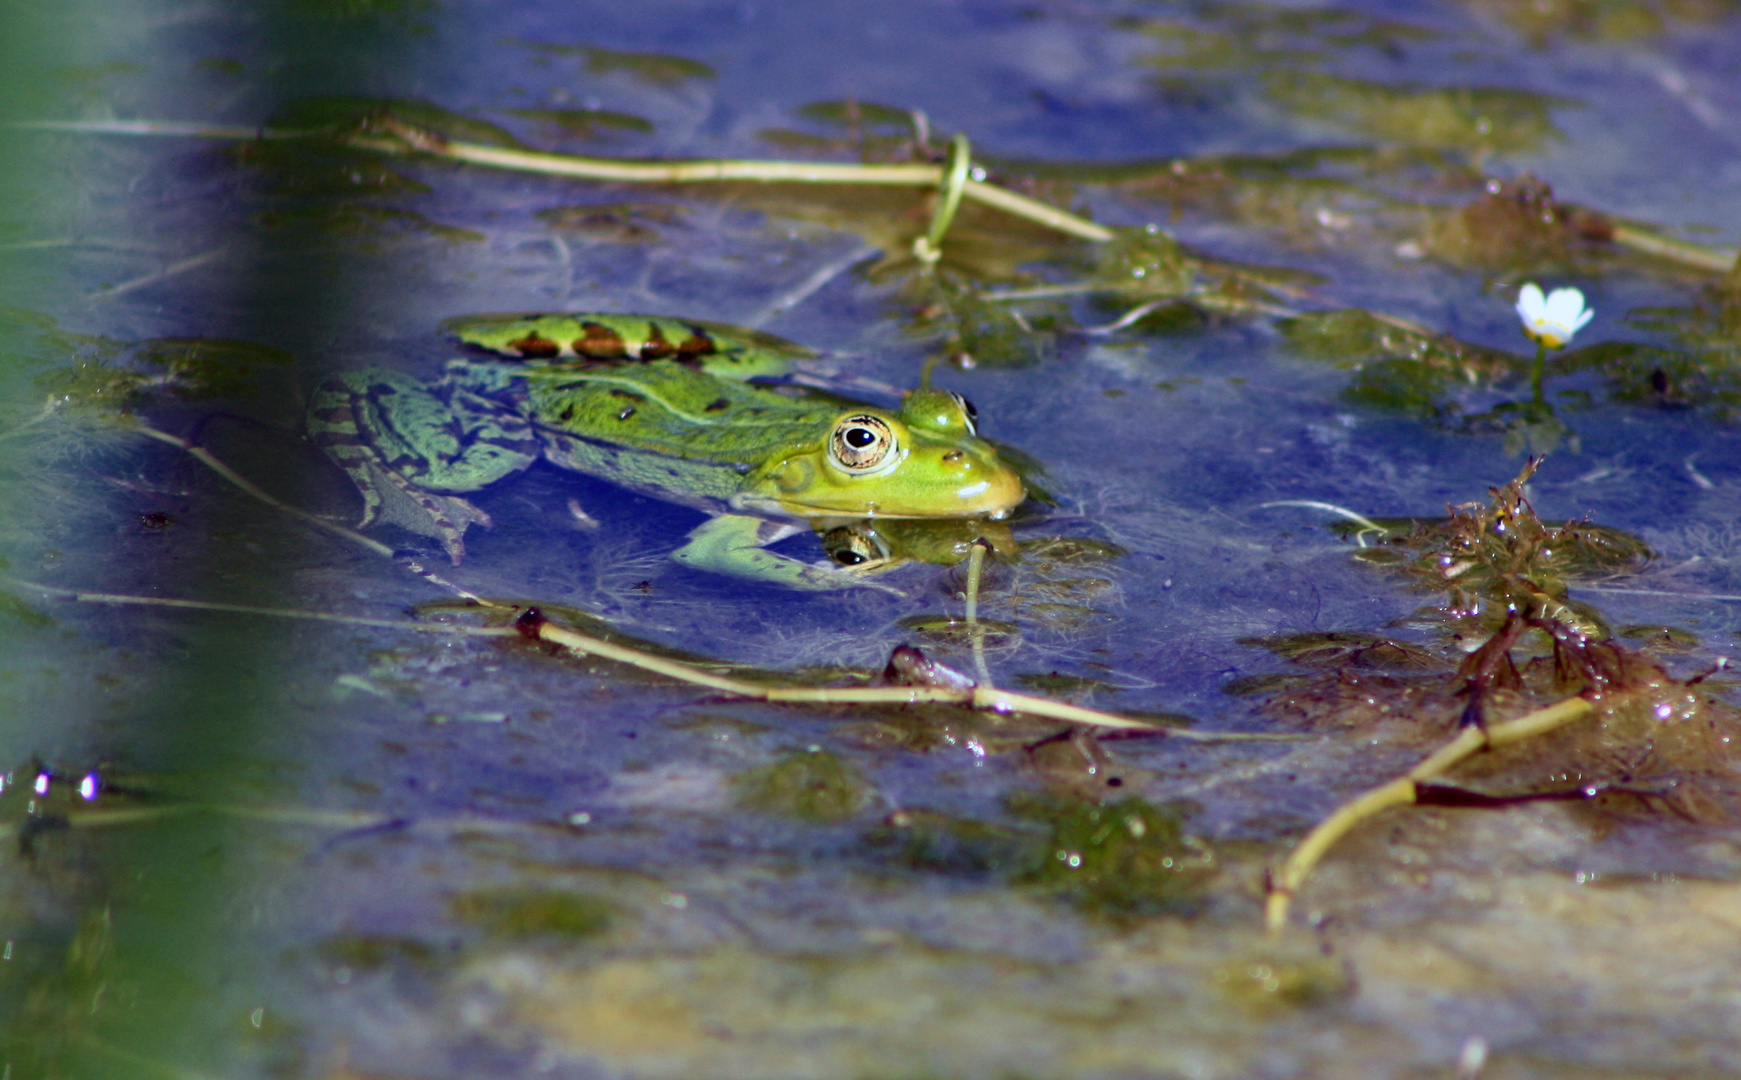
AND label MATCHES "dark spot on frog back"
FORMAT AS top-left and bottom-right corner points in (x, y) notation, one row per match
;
(575, 321), (628, 359)
(705, 398), (730, 412)
(677, 327), (716, 364)
(610, 387), (643, 421)
(638, 322), (675, 360)
(508, 331), (561, 359)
